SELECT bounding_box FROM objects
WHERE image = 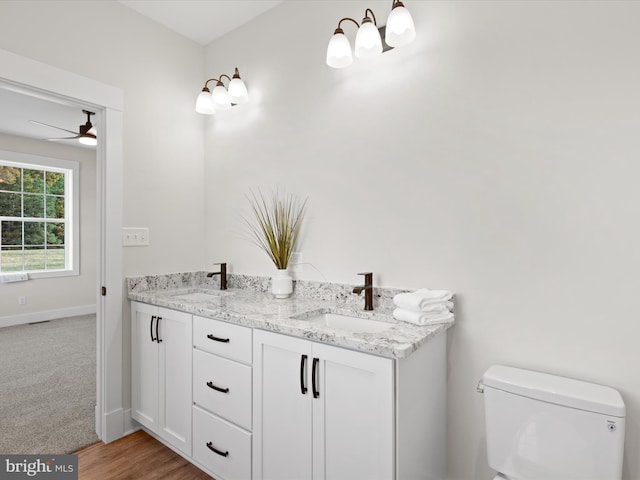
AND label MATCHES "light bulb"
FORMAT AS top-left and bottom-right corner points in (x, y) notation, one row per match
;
(326, 29), (353, 68)
(211, 83), (231, 111)
(79, 135), (97, 146)
(355, 20), (382, 59)
(195, 90), (214, 114)
(228, 77), (248, 105)
(385, 2), (416, 47)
